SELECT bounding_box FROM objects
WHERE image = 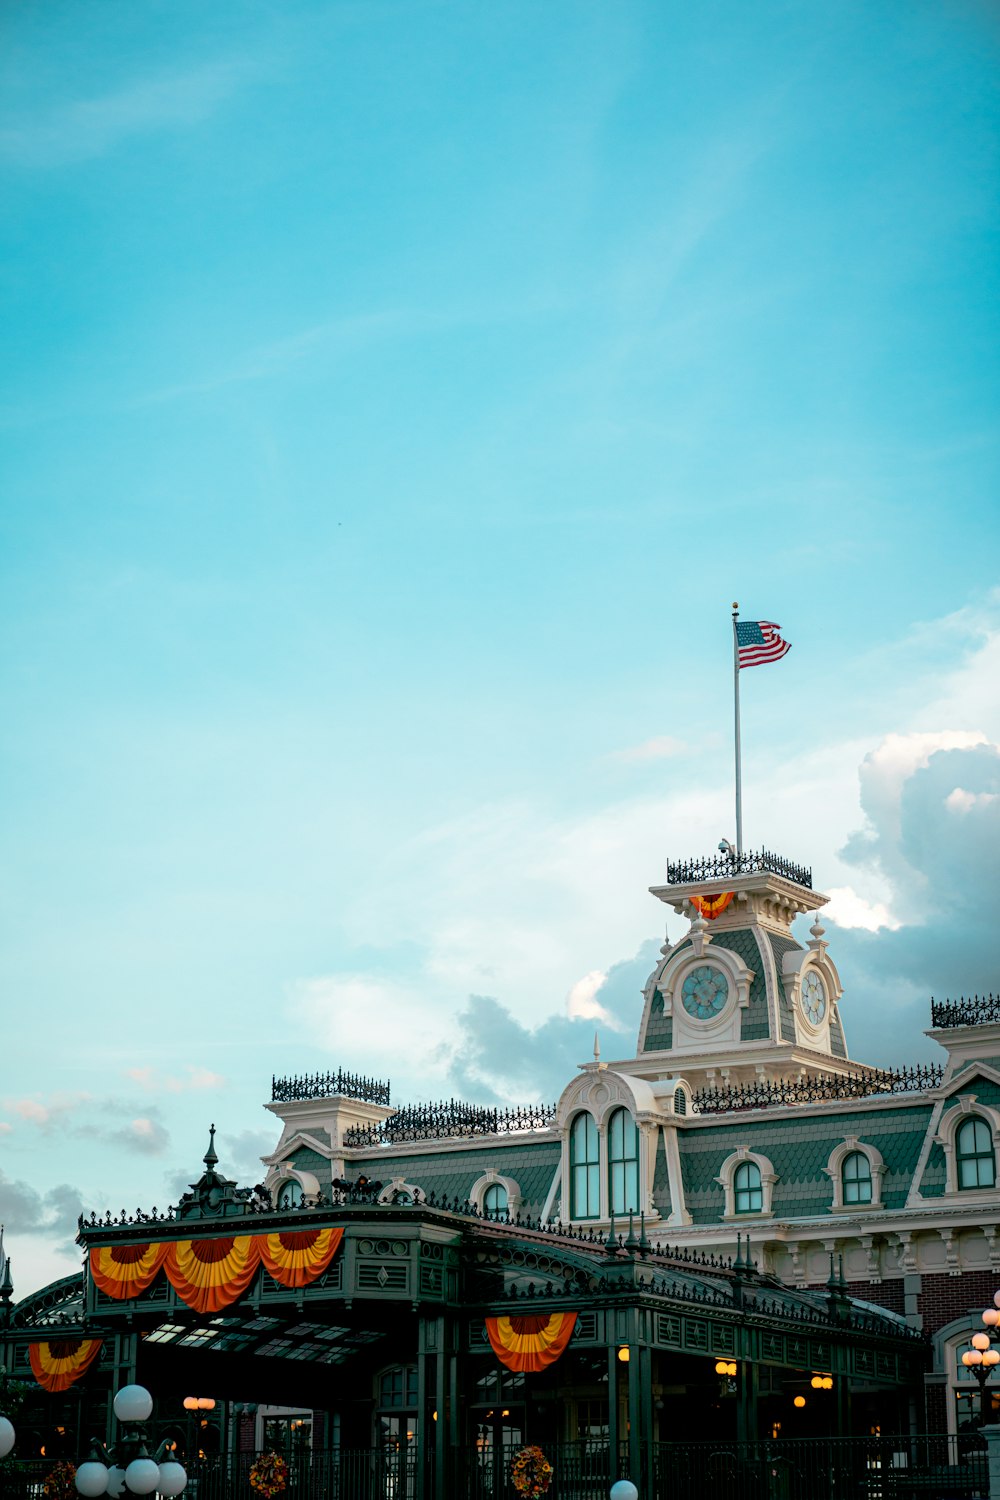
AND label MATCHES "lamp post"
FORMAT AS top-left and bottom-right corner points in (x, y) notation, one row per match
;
(962, 1292), (1000, 1425)
(73, 1384), (188, 1497)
